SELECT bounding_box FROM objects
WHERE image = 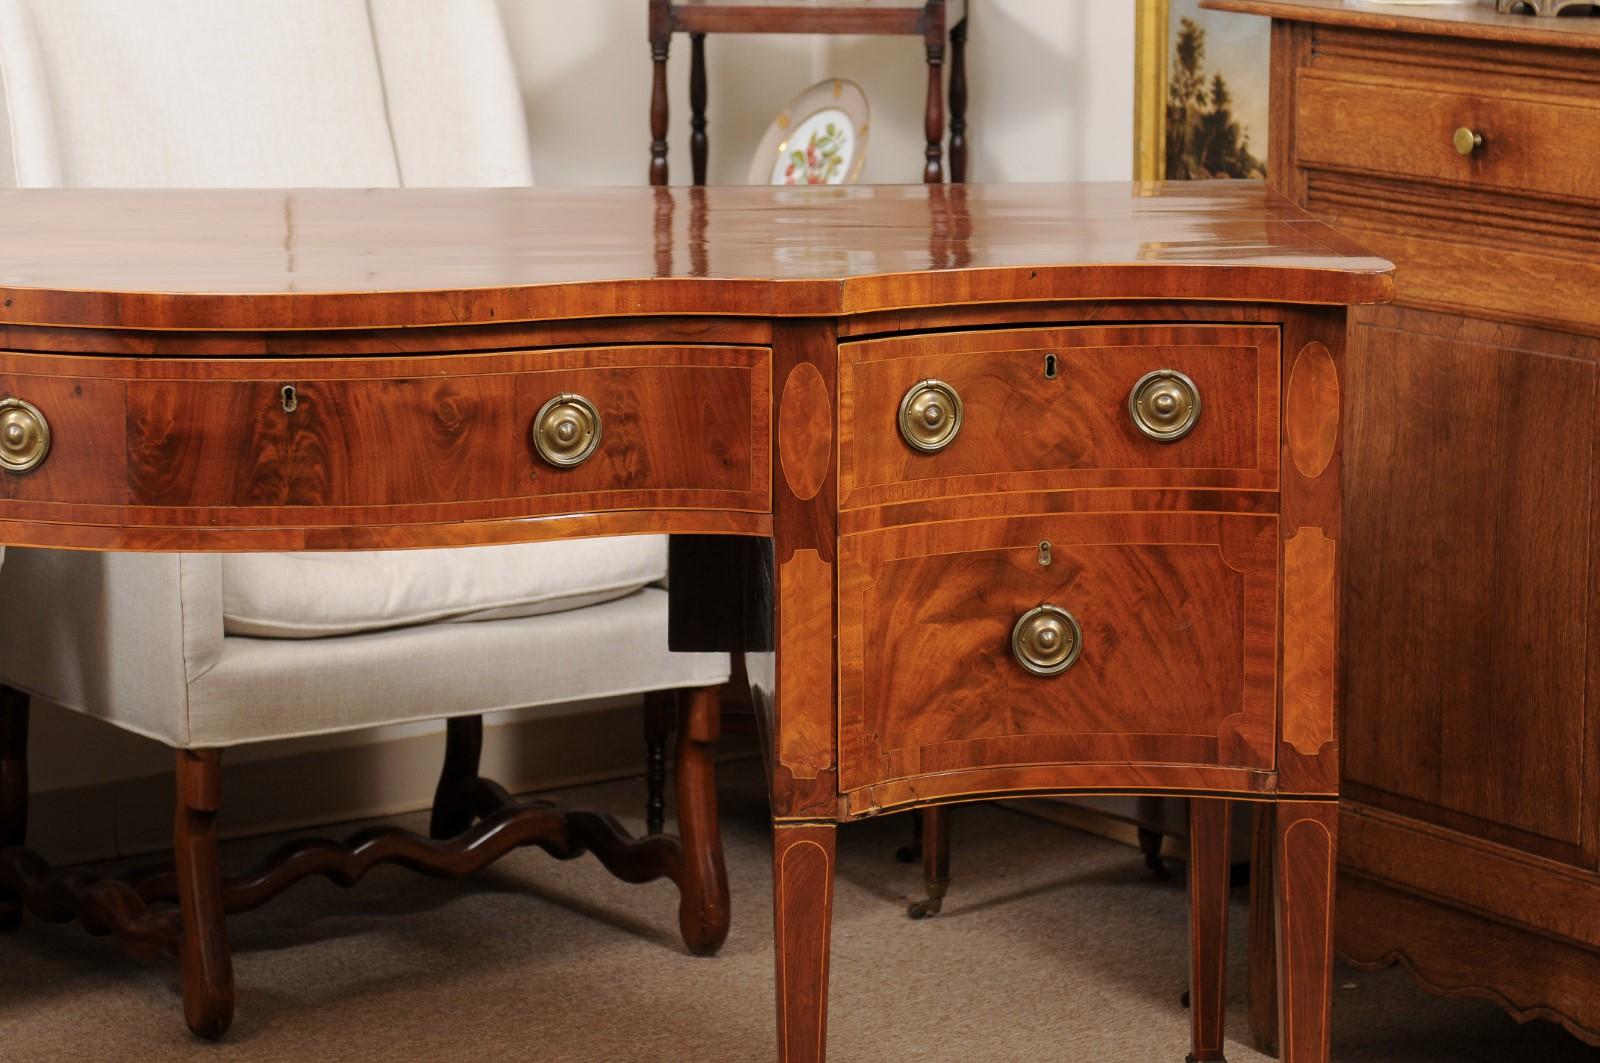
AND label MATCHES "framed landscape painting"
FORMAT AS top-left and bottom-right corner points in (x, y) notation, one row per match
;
(1134, 0), (1270, 181)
